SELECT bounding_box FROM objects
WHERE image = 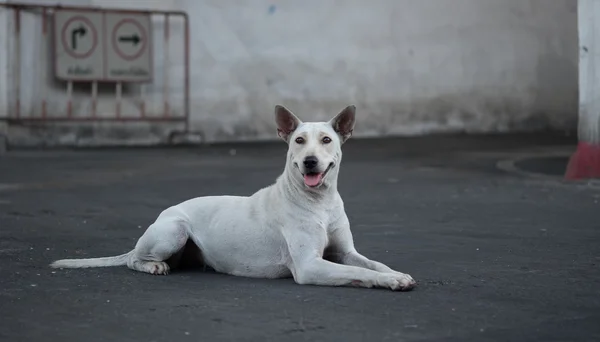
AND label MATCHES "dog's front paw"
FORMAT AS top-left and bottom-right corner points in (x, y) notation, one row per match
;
(395, 272), (416, 290)
(381, 272), (416, 291)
